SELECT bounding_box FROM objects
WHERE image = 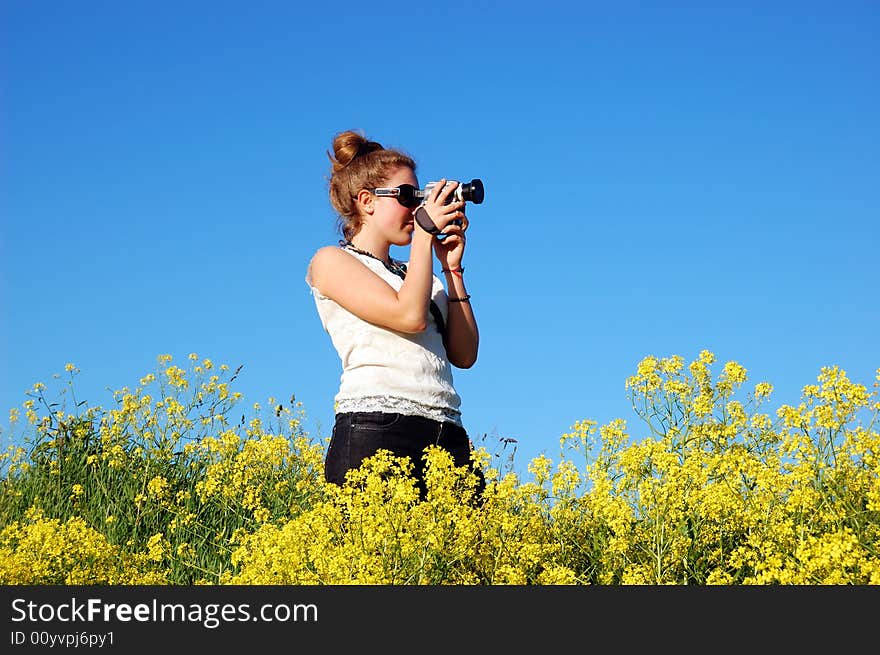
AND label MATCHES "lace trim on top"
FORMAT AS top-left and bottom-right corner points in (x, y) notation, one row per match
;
(336, 395), (462, 426)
